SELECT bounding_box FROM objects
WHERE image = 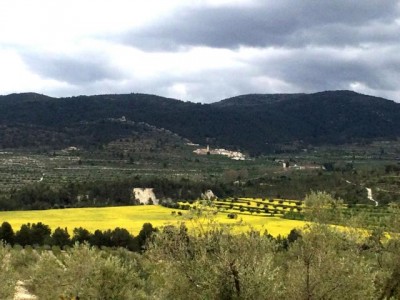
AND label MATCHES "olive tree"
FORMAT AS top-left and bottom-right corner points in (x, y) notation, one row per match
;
(146, 221), (283, 299)
(304, 191), (344, 224)
(0, 244), (17, 299)
(282, 224), (377, 300)
(29, 243), (145, 299)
